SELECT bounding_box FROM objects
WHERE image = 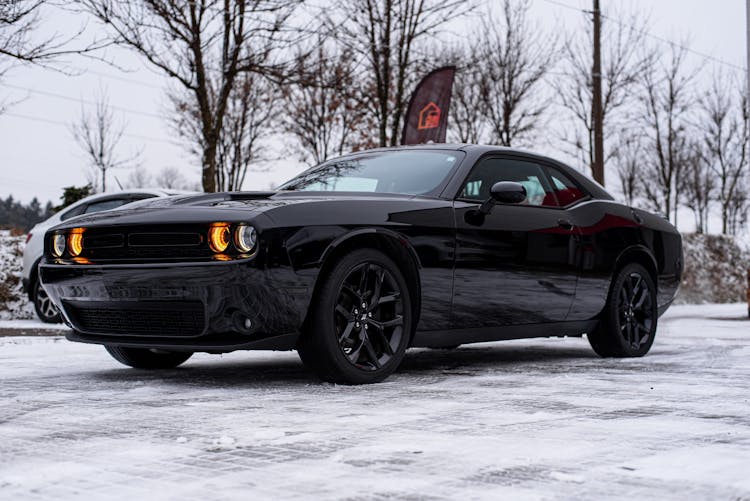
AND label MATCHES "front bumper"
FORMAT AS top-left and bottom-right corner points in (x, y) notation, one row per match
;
(39, 260), (311, 352)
